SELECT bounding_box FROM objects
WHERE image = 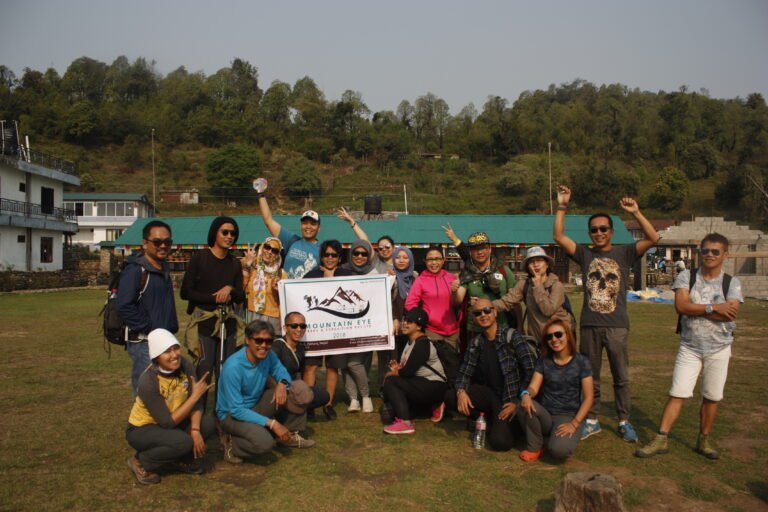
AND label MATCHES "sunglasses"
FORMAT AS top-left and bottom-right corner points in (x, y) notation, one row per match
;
(589, 225), (611, 234)
(543, 331), (565, 342)
(352, 251), (369, 257)
(220, 229), (236, 237)
(322, 252), (340, 258)
(472, 306), (494, 317)
(264, 246), (281, 255)
(147, 238), (173, 247)
(700, 248), (721, 256)
(378, 245), (393, 250)
(287, 323), (307, 329)
(249, 336), (273, 345)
